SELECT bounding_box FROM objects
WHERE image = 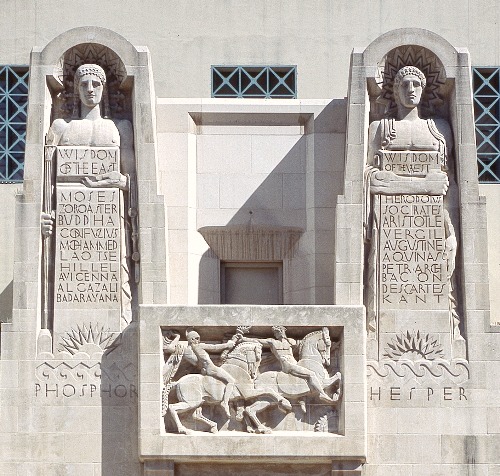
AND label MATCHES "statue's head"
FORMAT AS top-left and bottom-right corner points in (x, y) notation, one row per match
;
(272, 325), (287, 338)
(393, 66), (426, 109)
(72, 64), (109, 117)
(186, 329), (200, 345)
